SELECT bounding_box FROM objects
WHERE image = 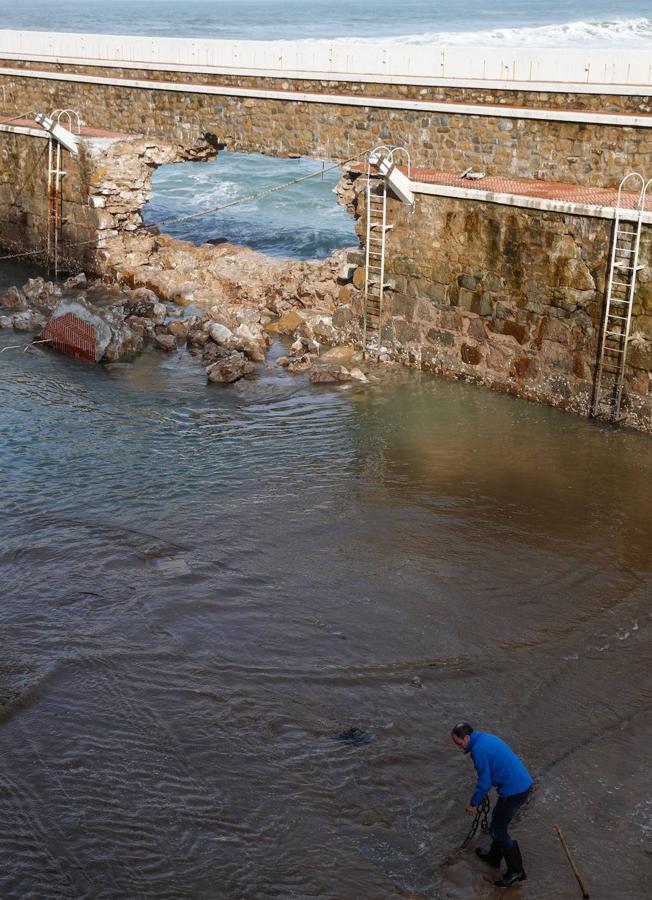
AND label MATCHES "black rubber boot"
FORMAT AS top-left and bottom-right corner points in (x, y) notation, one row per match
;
(494, 841), (526, 888)
(475, 839), (503, 868)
